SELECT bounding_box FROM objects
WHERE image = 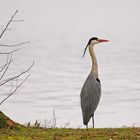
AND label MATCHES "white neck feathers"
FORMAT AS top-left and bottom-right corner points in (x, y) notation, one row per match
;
(88, 45), (98, 78)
